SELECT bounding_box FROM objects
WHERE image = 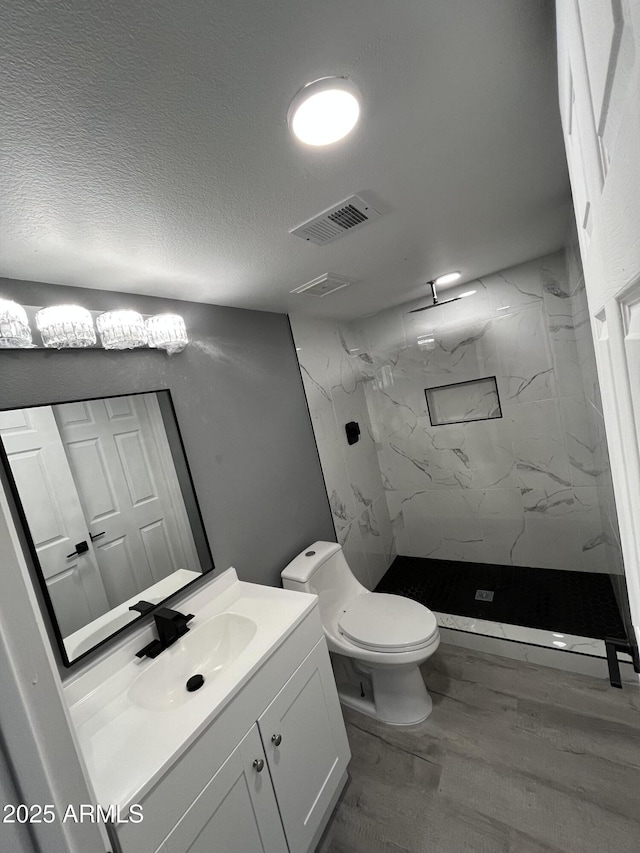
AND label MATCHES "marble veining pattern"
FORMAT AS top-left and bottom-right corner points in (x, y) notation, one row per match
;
(357, 251), (624, 574)
(290, 315), (395, 590)
(291, 246), (623, 581)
